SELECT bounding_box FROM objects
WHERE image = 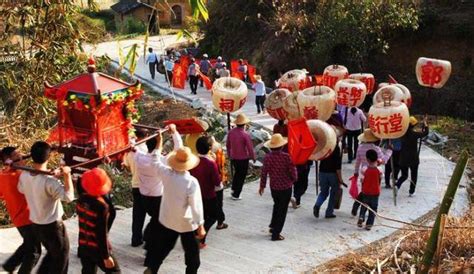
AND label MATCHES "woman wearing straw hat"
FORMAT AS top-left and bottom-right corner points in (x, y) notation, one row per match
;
(144, 126), (205, 274)
(259, 134), (297, 241)
(226, 113), (255, 200)
(351, 129), (392, 216)
(252, 74), (267, 114)
(77, 168), (120, 273)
